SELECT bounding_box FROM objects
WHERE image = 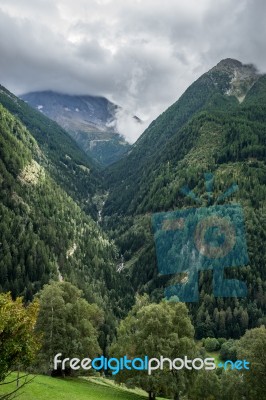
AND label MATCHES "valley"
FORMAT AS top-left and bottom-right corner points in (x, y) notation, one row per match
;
(0, 58), (266, 400)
